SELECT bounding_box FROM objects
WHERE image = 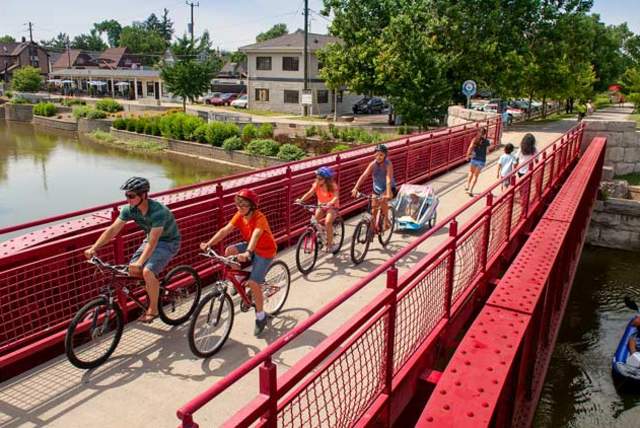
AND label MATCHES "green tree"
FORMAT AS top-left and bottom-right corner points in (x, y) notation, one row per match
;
(40, 33), (70, 51)
(230, 51), (247, 64)
(119, 23), (166, 65)
(94, 20), (122, 48)
(71, 29), (107, 51)
(318, 43), (352, 121)
(0, 35), (15, 43)
(11, 66), (43, 92)
(256, 23), (288, 42)
(159, 8), (174, 44)
(160, 36), (222, 111)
